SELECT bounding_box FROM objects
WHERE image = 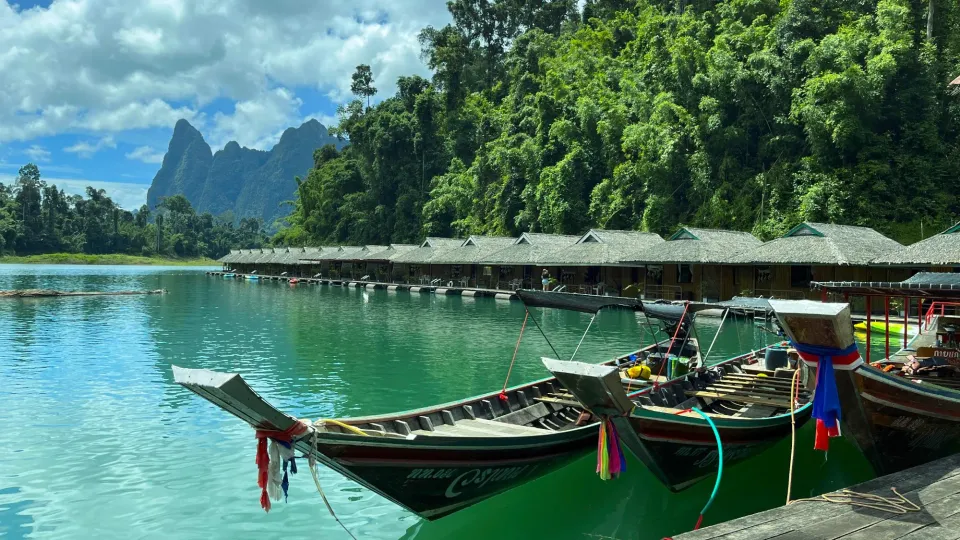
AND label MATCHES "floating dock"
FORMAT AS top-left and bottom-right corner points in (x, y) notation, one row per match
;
(673, 454), (960, 540)
(205, 271), (519, 299)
